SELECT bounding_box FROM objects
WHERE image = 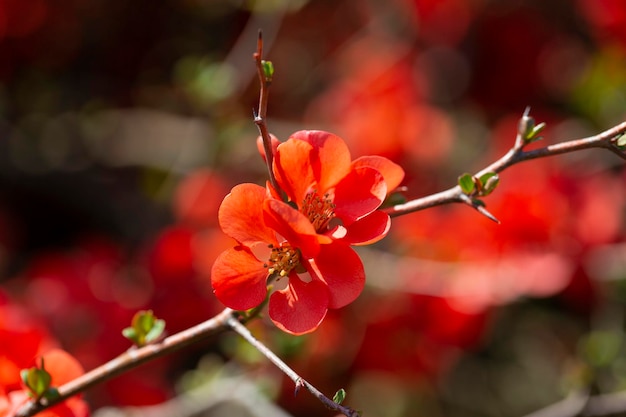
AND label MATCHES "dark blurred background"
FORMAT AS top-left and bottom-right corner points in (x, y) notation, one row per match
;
(1, 1), (626, 416)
